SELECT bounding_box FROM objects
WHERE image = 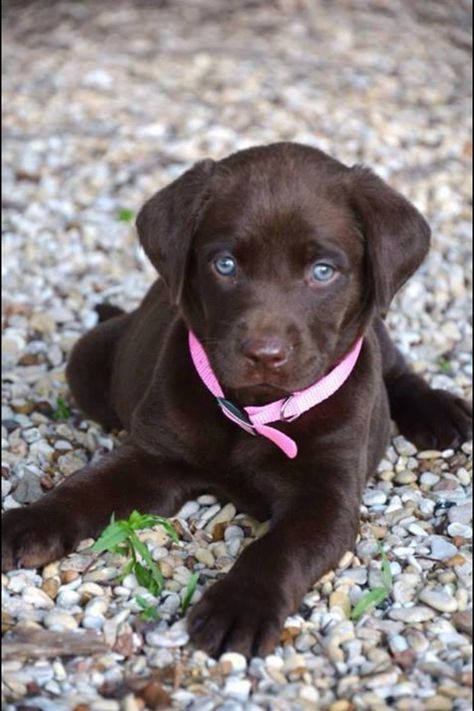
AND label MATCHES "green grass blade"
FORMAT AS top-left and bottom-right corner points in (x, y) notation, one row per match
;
(129, 531), (164, 593)
(181, 572), (199, 614)
(350, 586), (388, 621)
(91, 521), (130, 553)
